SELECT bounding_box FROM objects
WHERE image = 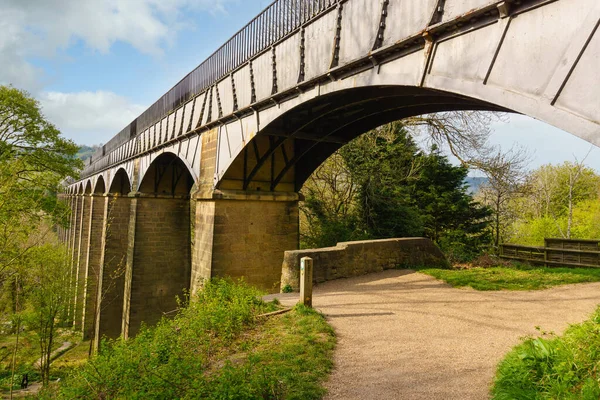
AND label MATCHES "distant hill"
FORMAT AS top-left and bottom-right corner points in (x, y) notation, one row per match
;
(76, 144), (102, 161)
(464, 176), (489, 195)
